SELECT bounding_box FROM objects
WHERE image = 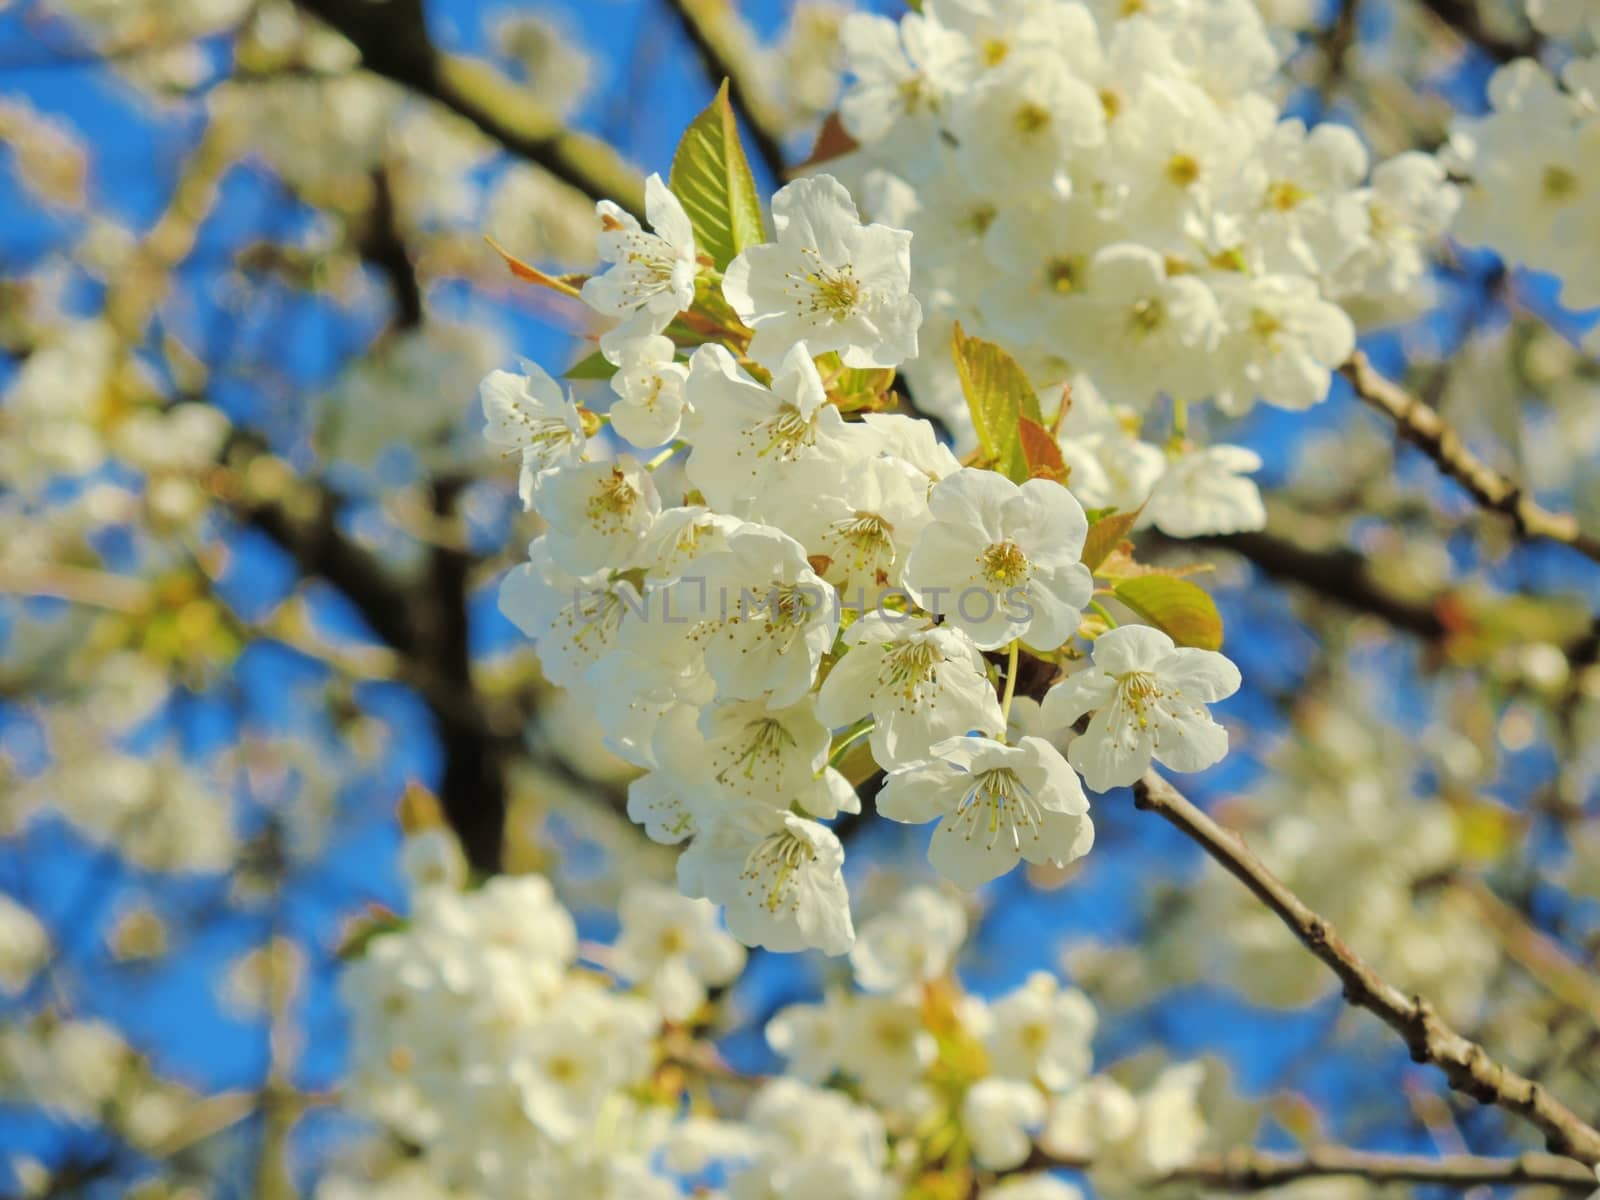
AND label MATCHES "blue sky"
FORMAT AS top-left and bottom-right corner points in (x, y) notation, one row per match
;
(2, 0), (1598, 1193)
